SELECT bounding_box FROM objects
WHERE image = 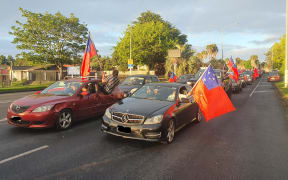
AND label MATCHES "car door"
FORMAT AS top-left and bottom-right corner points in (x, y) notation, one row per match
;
(174, 86), (197, 127)
(74, 83), (92, 120)
(87, 82), (103, 117)
(95, 82), (115, 113)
